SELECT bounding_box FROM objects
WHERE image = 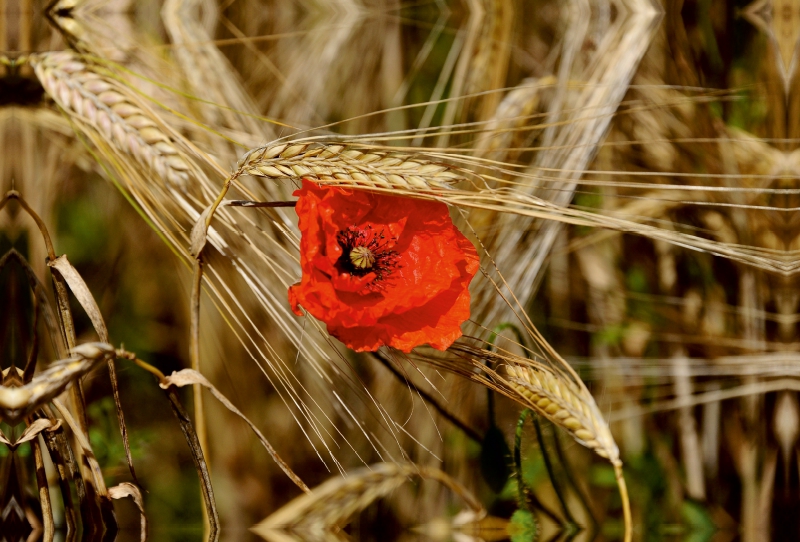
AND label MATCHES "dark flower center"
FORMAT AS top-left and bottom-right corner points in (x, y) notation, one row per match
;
(337, 225), (400, 286)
